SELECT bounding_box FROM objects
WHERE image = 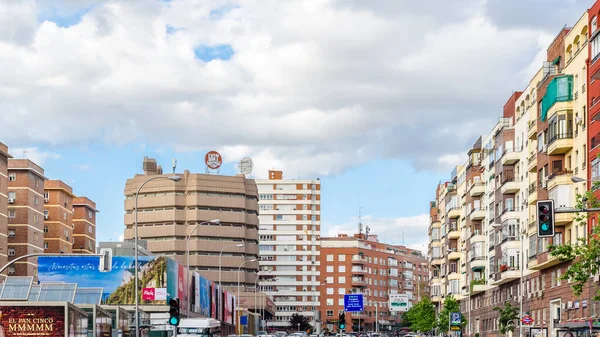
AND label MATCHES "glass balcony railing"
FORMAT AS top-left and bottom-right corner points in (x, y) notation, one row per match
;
(541, 75), (573, 121)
